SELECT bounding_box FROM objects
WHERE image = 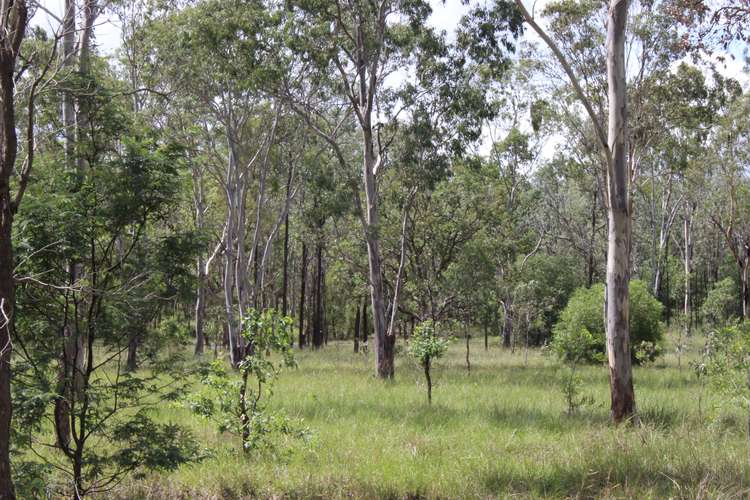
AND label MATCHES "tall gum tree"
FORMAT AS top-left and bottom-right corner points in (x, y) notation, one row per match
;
(280, 0), (521, 378)
(514, 0), (636, 422)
